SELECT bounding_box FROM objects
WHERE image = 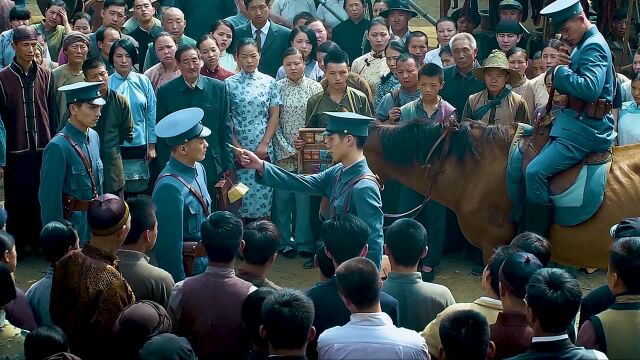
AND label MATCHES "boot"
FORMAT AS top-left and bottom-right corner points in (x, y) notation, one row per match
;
(520, 200), (553, 238)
